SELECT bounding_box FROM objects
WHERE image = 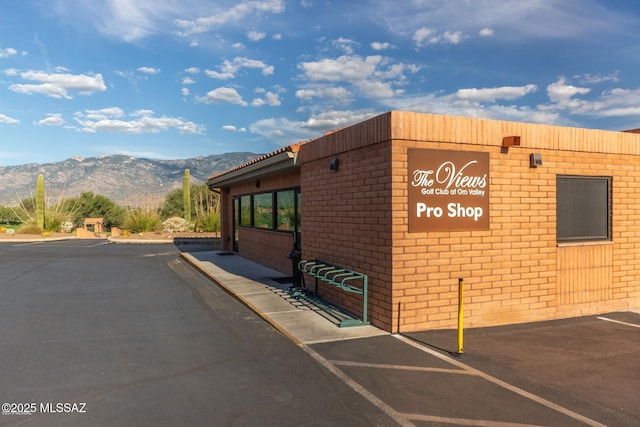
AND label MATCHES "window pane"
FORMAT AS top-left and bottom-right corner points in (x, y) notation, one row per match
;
(240, 195), (251, 226)
(296, 191), (301, 231)
(253, 193), (273, 228)
(557, 176), (610, 241)
(233, 198), (240, 226)
(276, 190), (295, 230)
